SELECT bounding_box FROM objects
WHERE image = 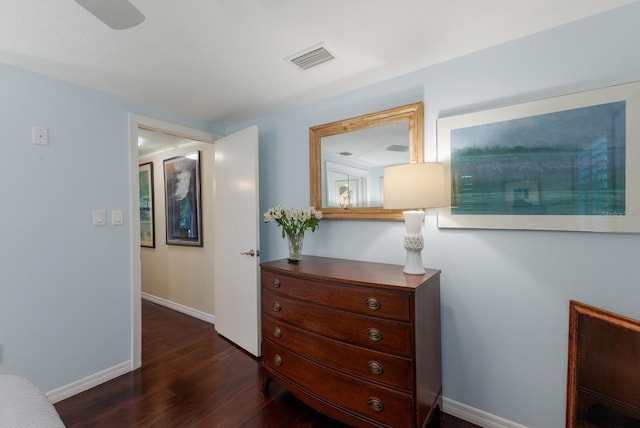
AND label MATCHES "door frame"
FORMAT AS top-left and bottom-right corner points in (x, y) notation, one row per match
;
(128, 114), (216, 368)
